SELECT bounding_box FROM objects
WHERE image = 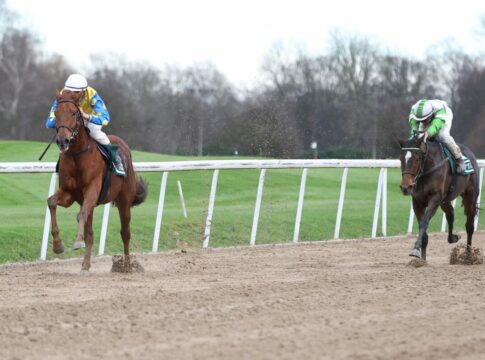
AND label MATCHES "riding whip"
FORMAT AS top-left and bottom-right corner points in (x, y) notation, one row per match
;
(38, 133), (57, 161)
